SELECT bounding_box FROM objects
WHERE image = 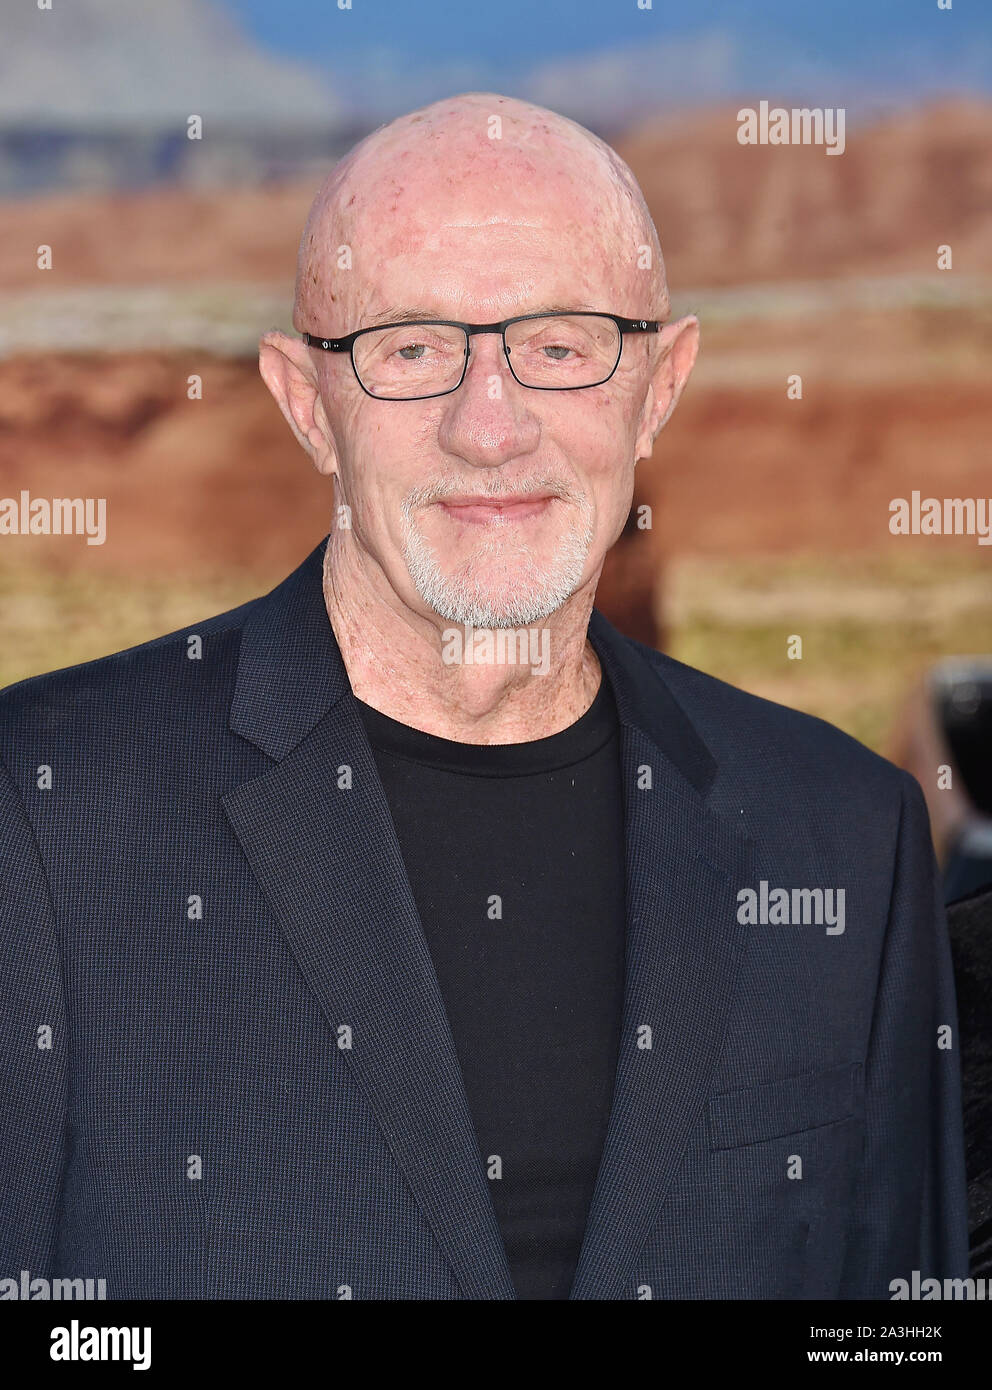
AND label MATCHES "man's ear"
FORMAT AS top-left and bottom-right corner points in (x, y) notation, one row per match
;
(634, 314), (700, 462)
(258, 330), (339, 478)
